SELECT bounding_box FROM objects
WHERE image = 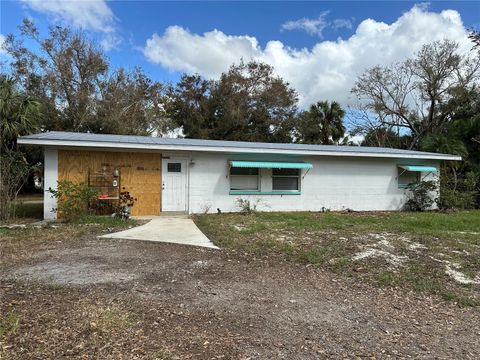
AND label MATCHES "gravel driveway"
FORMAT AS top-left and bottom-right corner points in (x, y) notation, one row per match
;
(1, 232), (479, 359)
